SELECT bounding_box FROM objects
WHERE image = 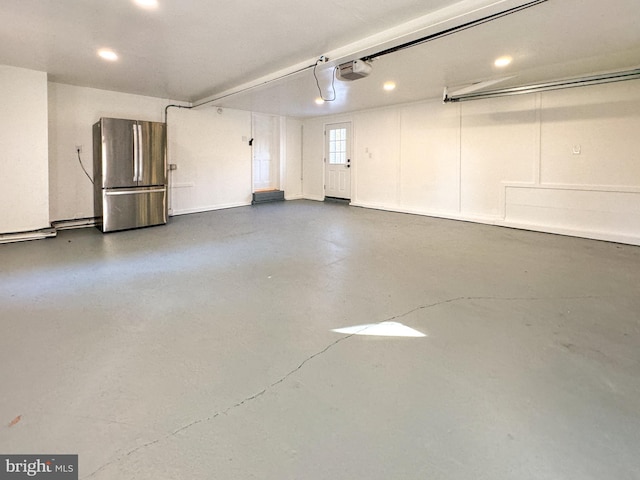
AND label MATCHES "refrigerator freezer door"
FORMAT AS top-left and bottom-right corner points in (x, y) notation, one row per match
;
(100, 118), (138, 188)
(100, 187), (167, 232)
(138, 121), (166, 187)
